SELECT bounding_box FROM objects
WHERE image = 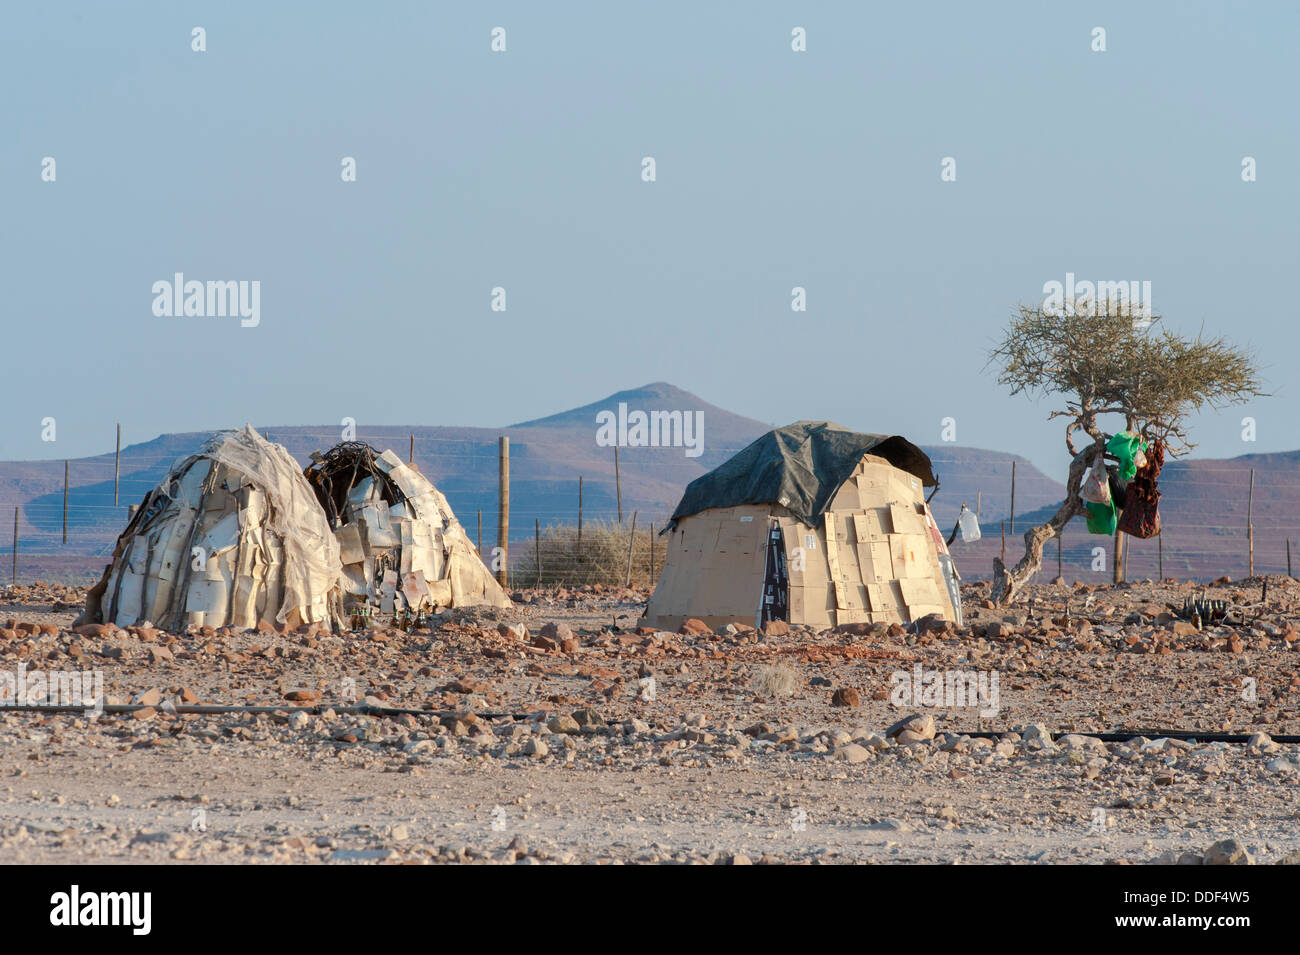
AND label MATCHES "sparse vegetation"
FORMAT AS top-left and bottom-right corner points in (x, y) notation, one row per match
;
(511, 518), (668, 589)
(755, 665), (800, 699)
